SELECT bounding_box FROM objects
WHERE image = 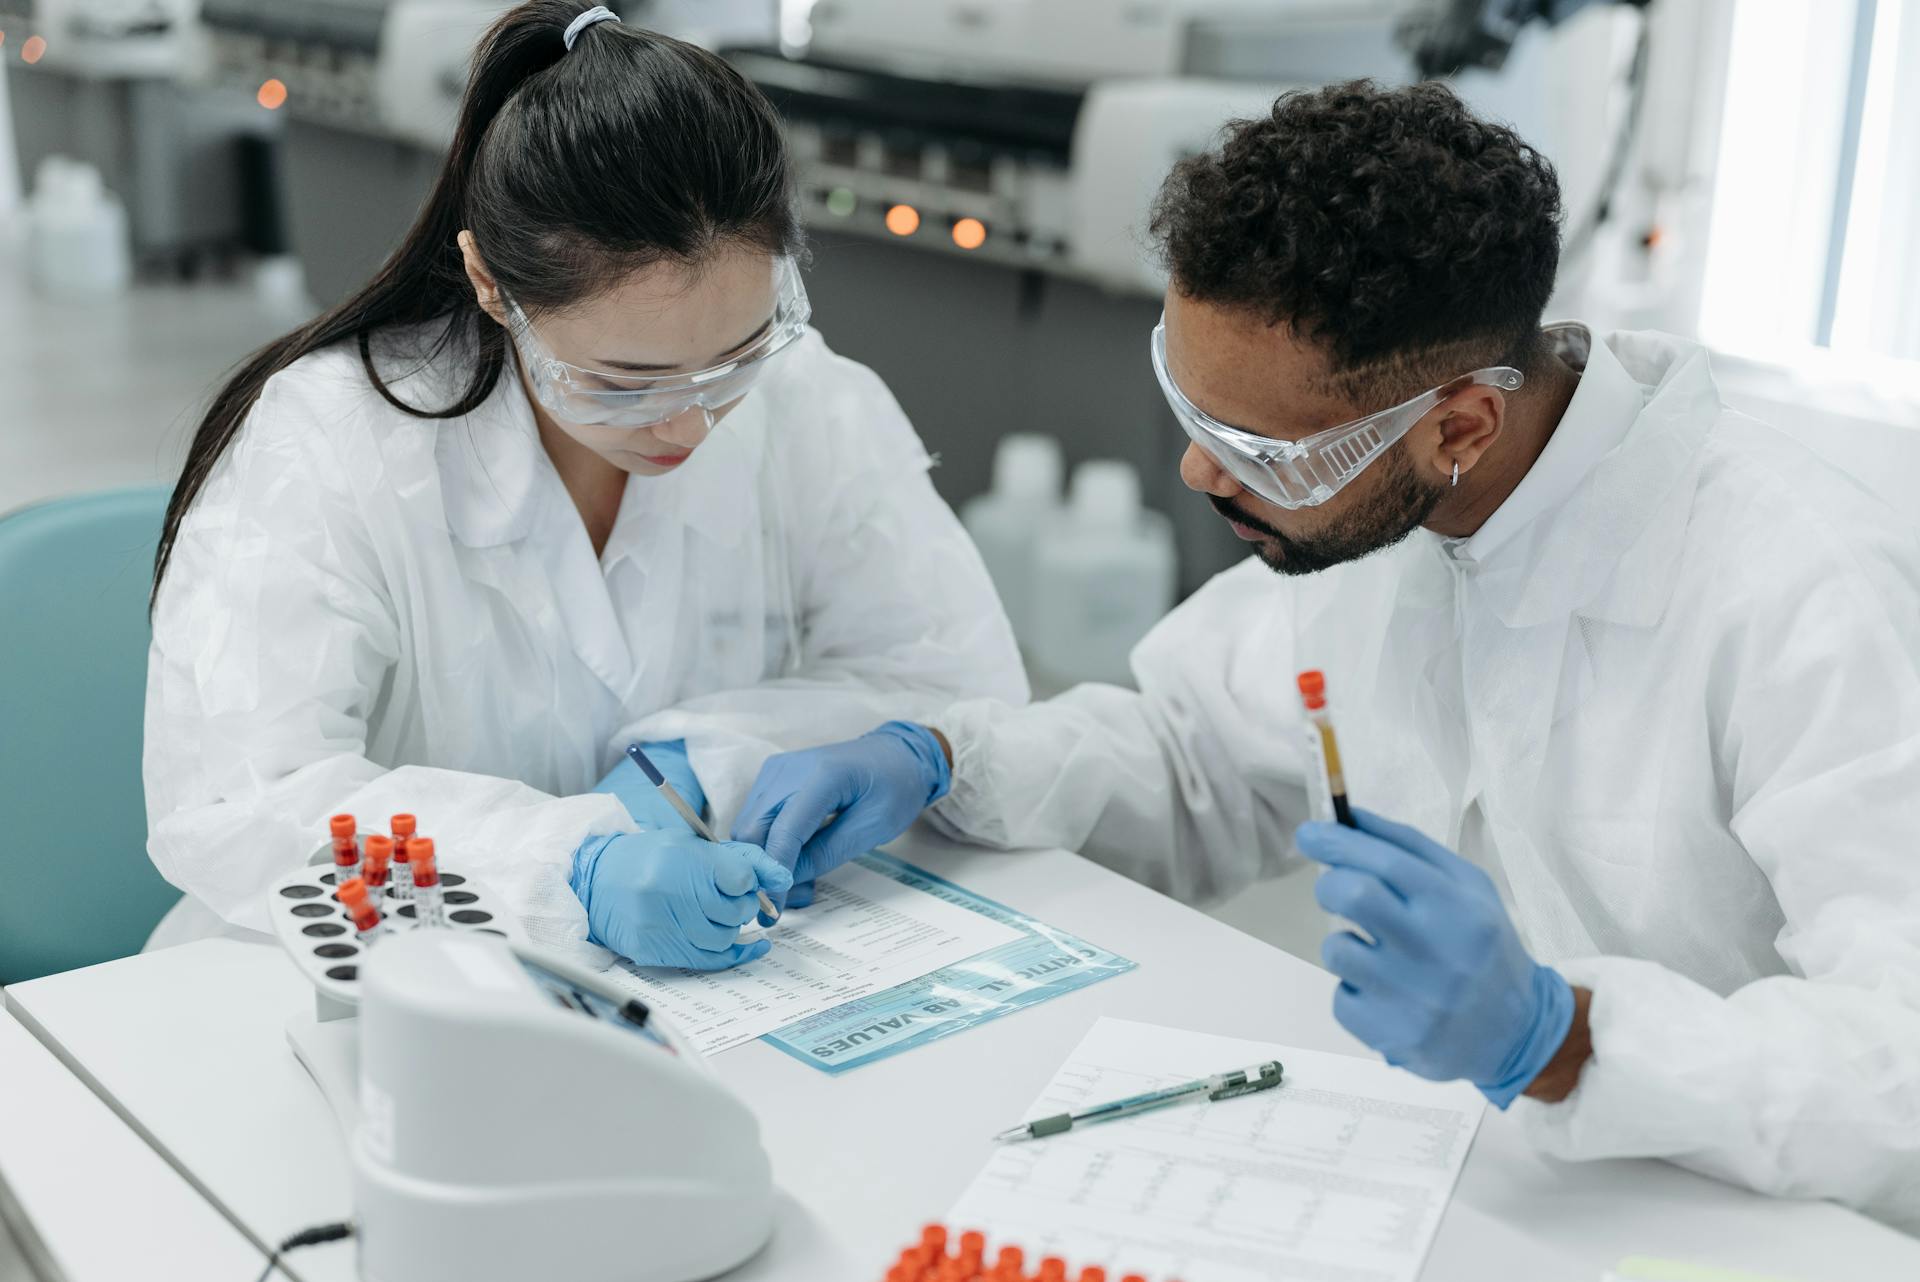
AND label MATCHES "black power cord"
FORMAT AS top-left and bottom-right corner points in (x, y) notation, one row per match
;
(1561, 8), (1654, 266)
(253, 1221), (354, 1282)
(1399, 0), (1652, 79)
(1397, 0), (1658, 268)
